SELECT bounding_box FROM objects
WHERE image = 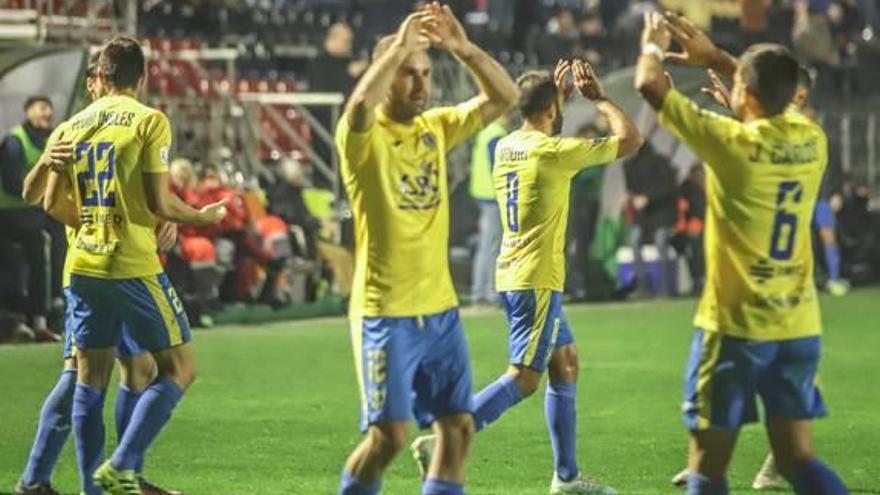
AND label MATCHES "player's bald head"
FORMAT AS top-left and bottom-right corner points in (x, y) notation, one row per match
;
(737, 44), (799, 117)
(97, 35), (146, 90)
(373, 34), (432, 121)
